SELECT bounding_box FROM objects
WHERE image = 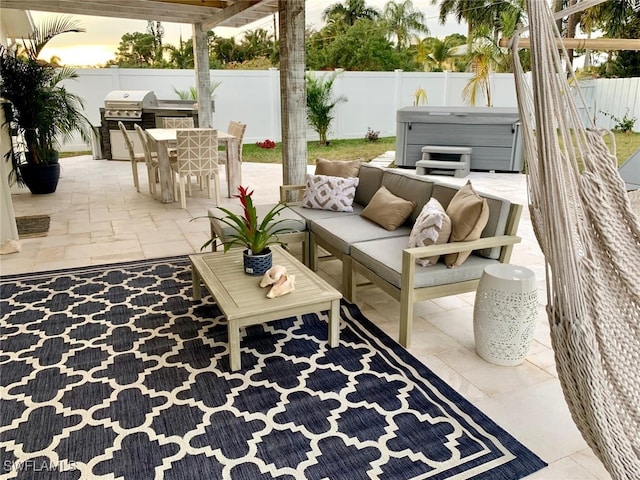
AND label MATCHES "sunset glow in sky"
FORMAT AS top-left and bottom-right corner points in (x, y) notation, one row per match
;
(31, 1), (466, 67)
